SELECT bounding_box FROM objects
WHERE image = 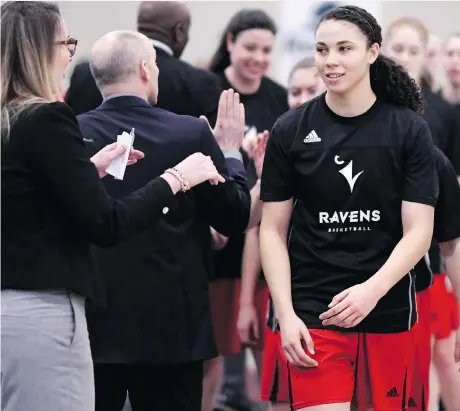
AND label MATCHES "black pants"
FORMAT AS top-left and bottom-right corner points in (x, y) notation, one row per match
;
(94, 361), (203, 411)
